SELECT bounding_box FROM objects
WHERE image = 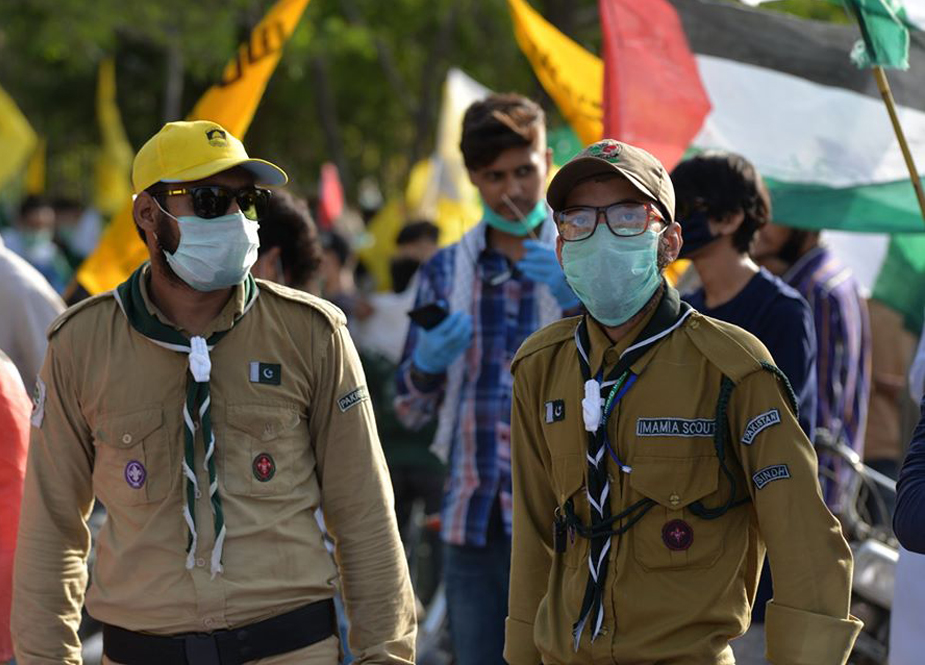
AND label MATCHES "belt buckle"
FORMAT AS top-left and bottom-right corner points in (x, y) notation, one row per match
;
(184, 632), (222, 665)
